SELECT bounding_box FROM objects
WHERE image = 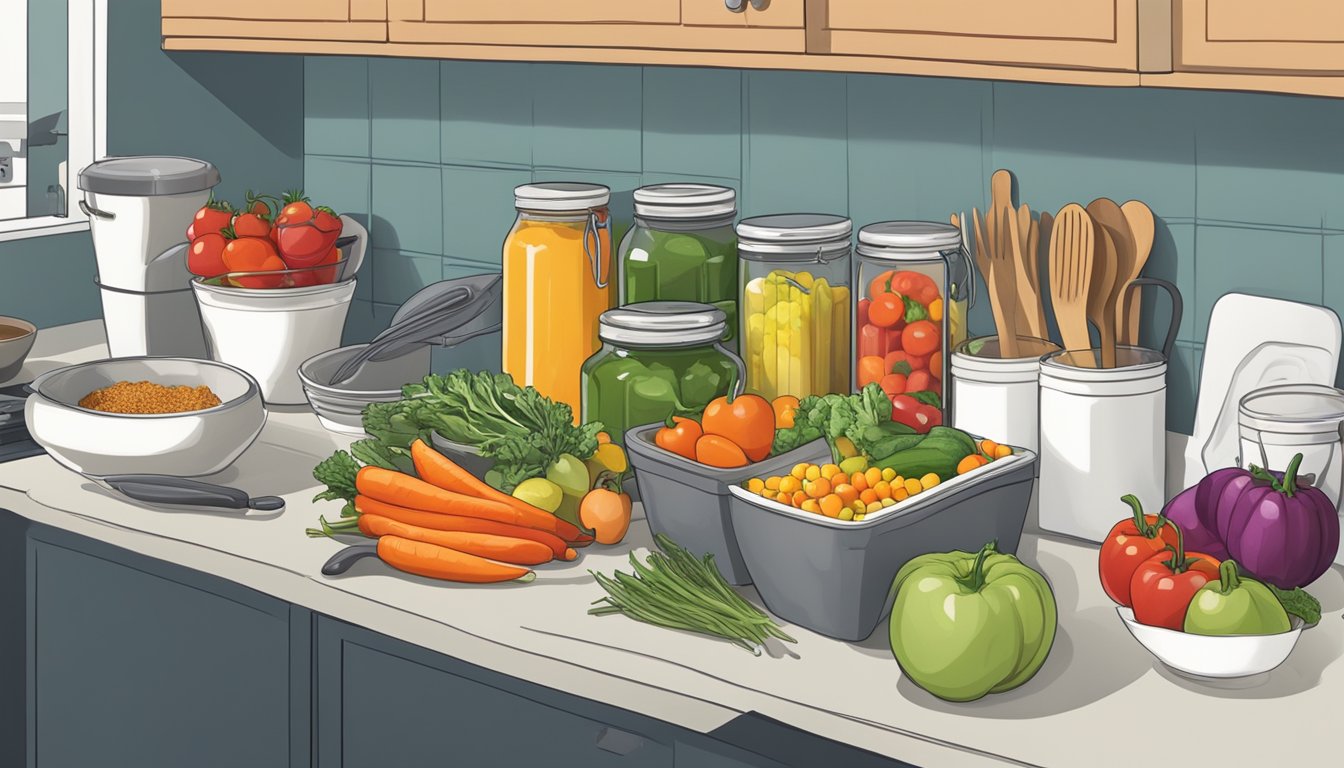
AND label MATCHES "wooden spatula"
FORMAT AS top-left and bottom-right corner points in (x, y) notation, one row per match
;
(990, 207), (1022, 358)
(1086, 198), (1130, 368)
(973, 207), (1019, 357)
(1037, 210), (1054, 342)
(1011, 203), (1046, 339)
(1049, 204), (1096, 364)
(1119, 200), (1155, 346)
